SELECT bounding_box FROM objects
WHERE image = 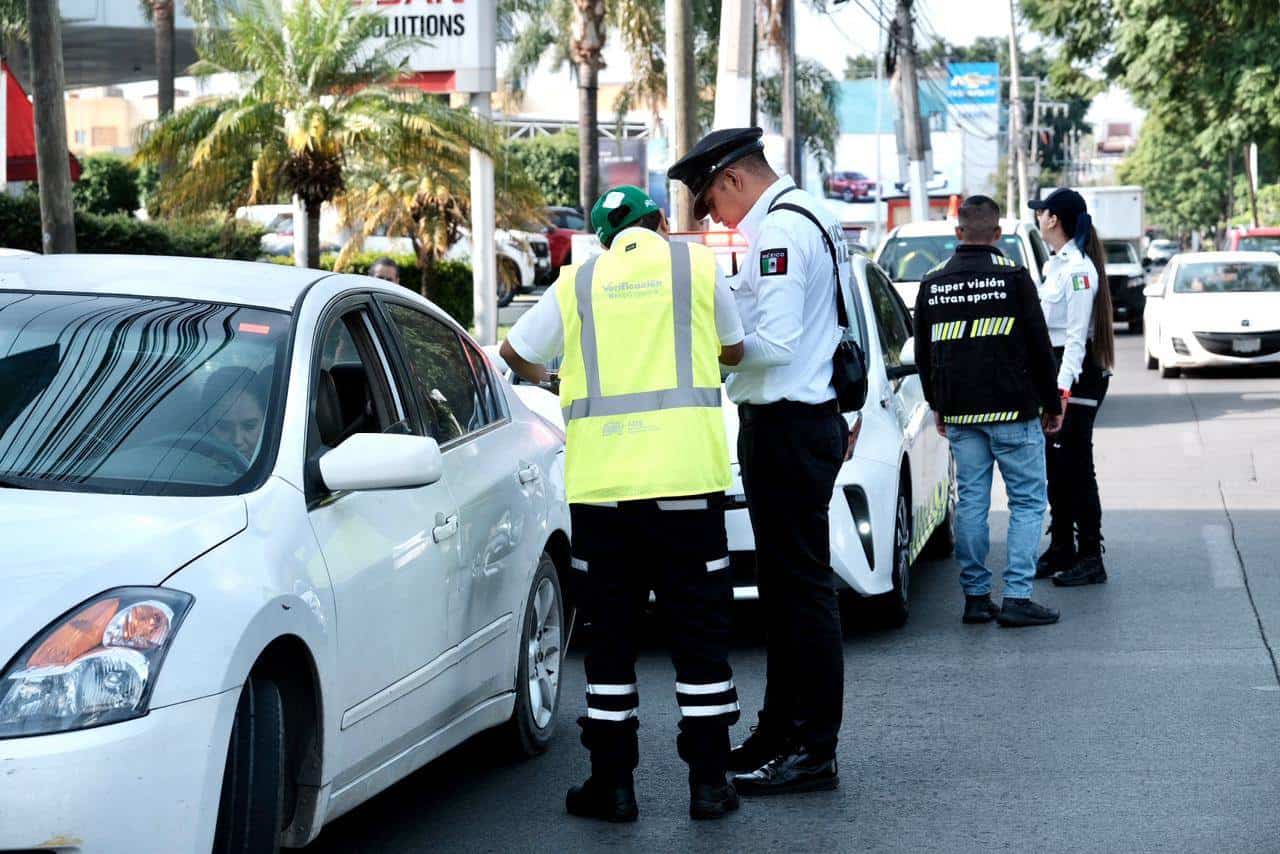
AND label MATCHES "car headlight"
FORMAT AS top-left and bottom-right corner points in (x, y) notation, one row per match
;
(0, 588), (193, 738)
